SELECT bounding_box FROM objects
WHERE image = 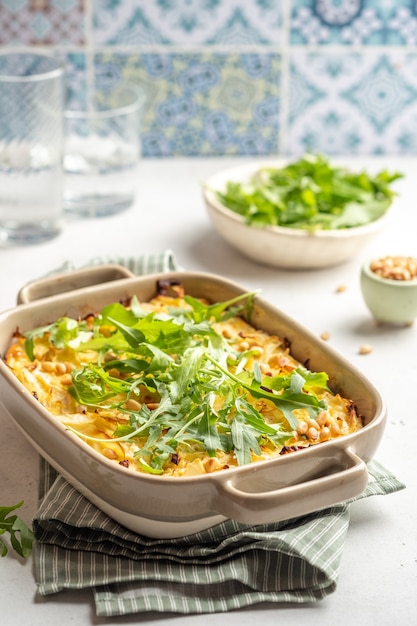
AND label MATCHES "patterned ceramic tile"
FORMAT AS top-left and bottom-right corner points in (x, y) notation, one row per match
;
(93, 51), (281, 157)
(287, 52), (417, 155)
(0, 0), (86, 46)
(63, 52), (88, 108)
(3, 0), (417, 157)
(291, 0), (417, 45)
(92, 0), (282, 46)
